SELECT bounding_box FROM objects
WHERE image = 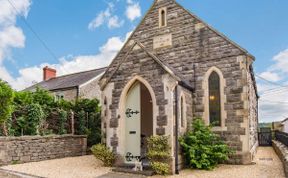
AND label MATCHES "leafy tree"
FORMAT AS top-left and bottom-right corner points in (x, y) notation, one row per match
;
(180, 118), (232, 170)
(0, 80), (14, 125)
(0, 80), (14, 123)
